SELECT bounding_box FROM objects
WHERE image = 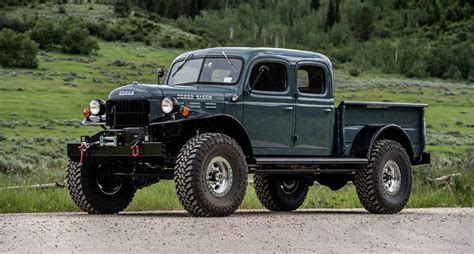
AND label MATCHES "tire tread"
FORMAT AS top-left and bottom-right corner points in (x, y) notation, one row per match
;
(354, 139), (411, 214)
(174, 133), (247, 217)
